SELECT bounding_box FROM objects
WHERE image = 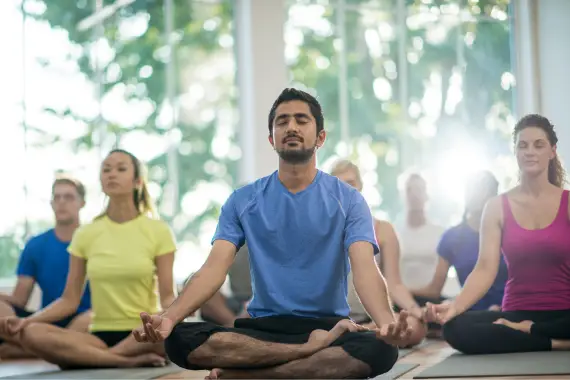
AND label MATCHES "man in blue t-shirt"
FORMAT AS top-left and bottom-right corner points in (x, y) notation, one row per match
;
(135, 89), (412, 378)
(0, 177), (91, 358)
